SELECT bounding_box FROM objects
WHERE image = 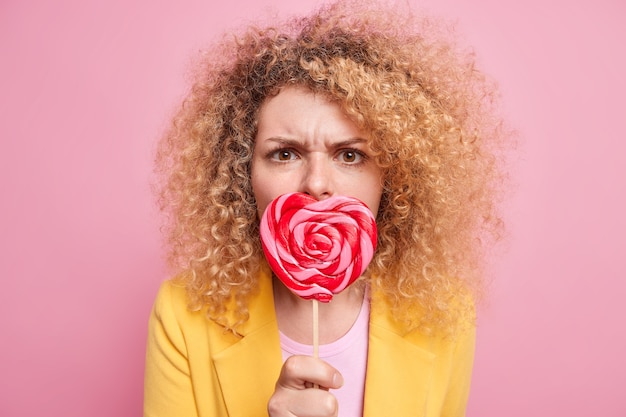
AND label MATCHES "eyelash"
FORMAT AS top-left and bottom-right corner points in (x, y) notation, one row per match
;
(266, 147), (368, 165)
